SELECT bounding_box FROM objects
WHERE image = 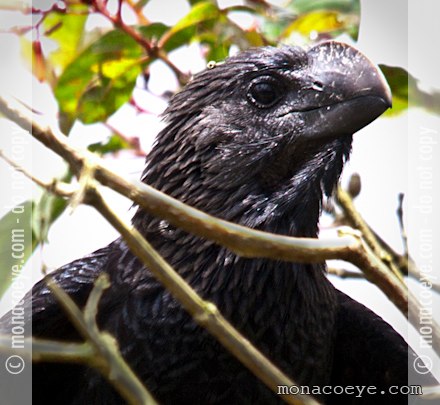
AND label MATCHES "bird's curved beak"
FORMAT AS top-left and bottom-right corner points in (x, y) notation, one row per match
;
(295, 41), (392, 140)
